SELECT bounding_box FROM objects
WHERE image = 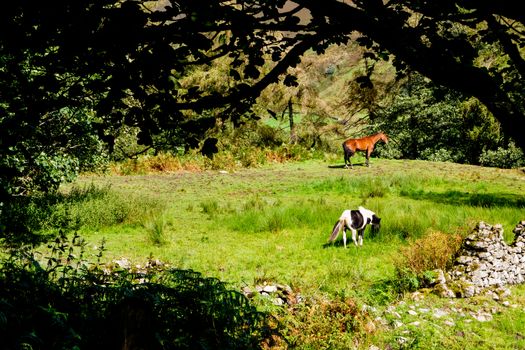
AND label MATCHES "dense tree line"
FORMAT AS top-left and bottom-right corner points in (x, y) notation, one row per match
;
(369, 73), (524, 167)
